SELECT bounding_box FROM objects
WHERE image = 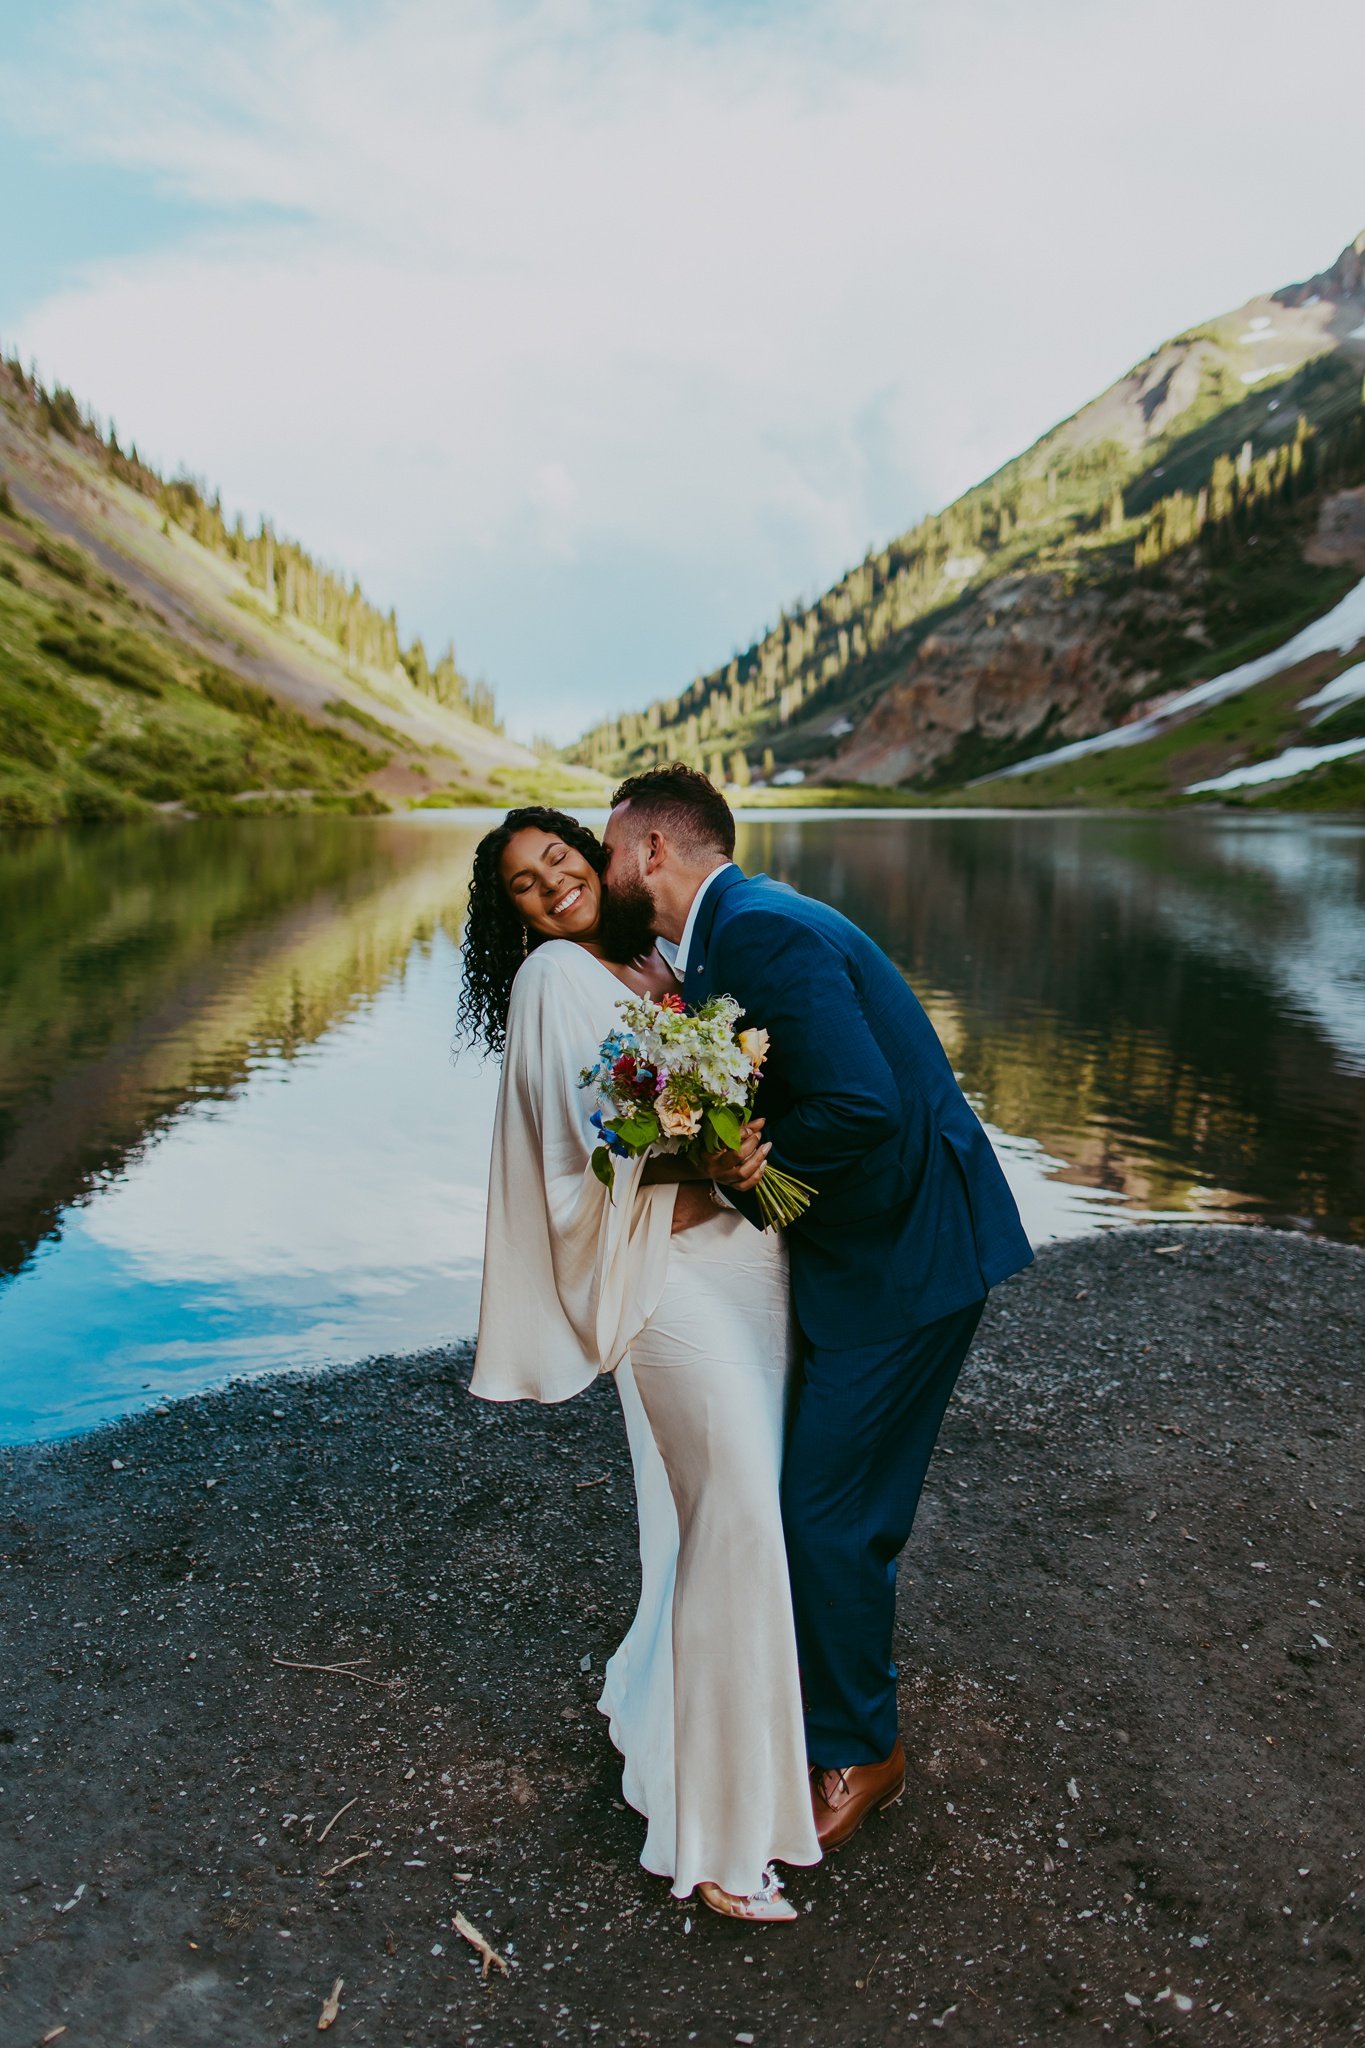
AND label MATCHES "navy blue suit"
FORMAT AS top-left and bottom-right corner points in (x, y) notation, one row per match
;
(685, 866), (1033, 1765)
